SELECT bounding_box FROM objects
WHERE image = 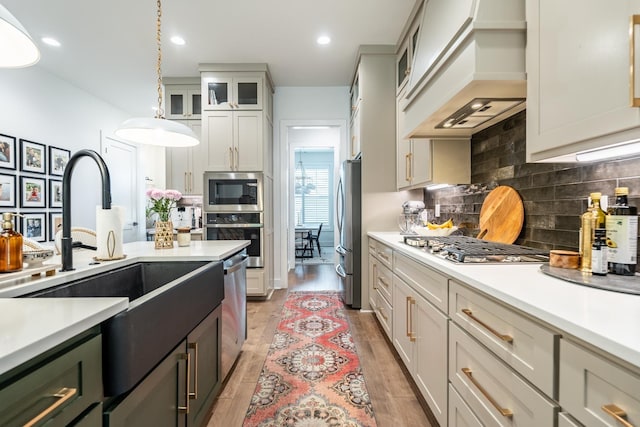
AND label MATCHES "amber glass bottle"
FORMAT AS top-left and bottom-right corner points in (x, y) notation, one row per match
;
(0, 212), (23, 273)
(606, 187), (638, 275)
